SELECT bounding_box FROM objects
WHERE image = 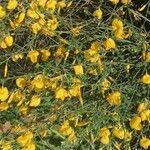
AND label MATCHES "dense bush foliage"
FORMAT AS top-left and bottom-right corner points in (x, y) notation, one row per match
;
(0, 0), (150, 149)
